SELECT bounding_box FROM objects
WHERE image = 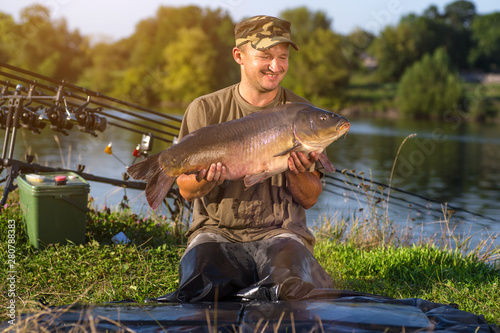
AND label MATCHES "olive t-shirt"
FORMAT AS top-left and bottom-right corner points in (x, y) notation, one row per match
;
(178, 83), (316, 252)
